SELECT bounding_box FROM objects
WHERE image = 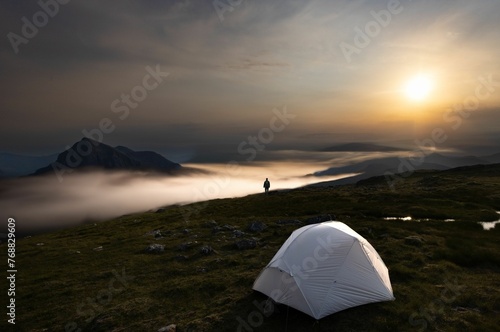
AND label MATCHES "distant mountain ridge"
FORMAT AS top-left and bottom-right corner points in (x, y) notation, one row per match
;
(34, 138), (181, 176)
(0, 152), (59, 177)
(312, 152), (500, 186)
(484, 152), (500, 163)
(321, 142), (402, 152)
